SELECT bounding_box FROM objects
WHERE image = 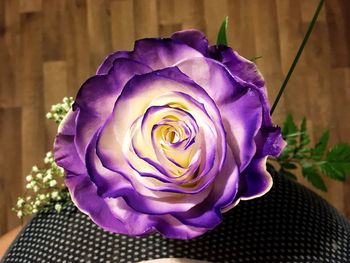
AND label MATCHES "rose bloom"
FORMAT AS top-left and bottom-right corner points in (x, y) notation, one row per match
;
(54, 30), (285, 239)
